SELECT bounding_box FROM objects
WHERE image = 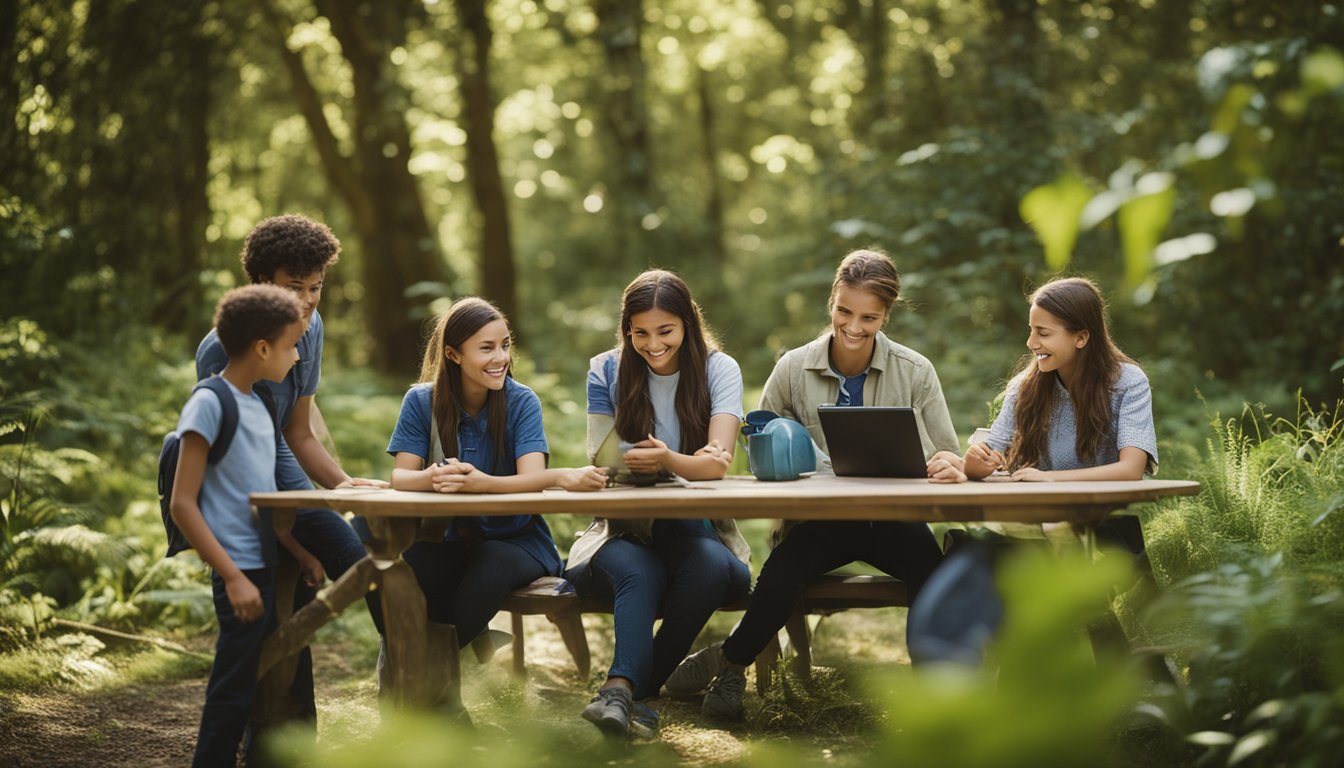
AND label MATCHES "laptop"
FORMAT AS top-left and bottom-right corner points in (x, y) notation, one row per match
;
(817, 405), (928, 478)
